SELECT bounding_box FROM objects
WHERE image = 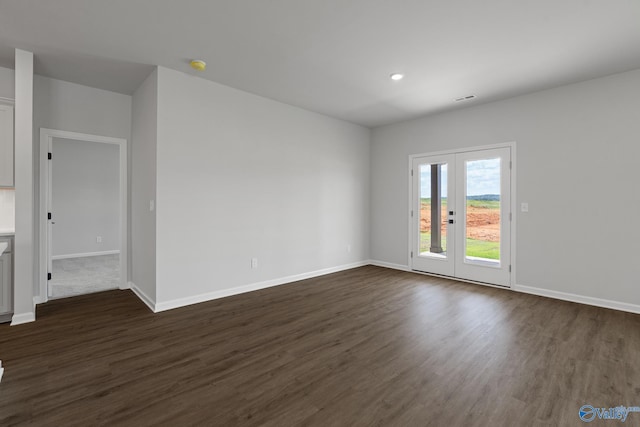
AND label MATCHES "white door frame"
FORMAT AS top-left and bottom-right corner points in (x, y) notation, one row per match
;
(38, 128), (128, 303)
(407, 142), (517, 288)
